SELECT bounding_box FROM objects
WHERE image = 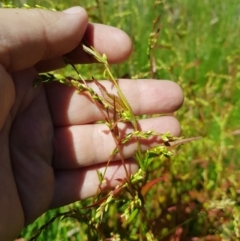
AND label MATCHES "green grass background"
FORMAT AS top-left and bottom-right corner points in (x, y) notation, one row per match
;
(1, 0), (240, 240)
